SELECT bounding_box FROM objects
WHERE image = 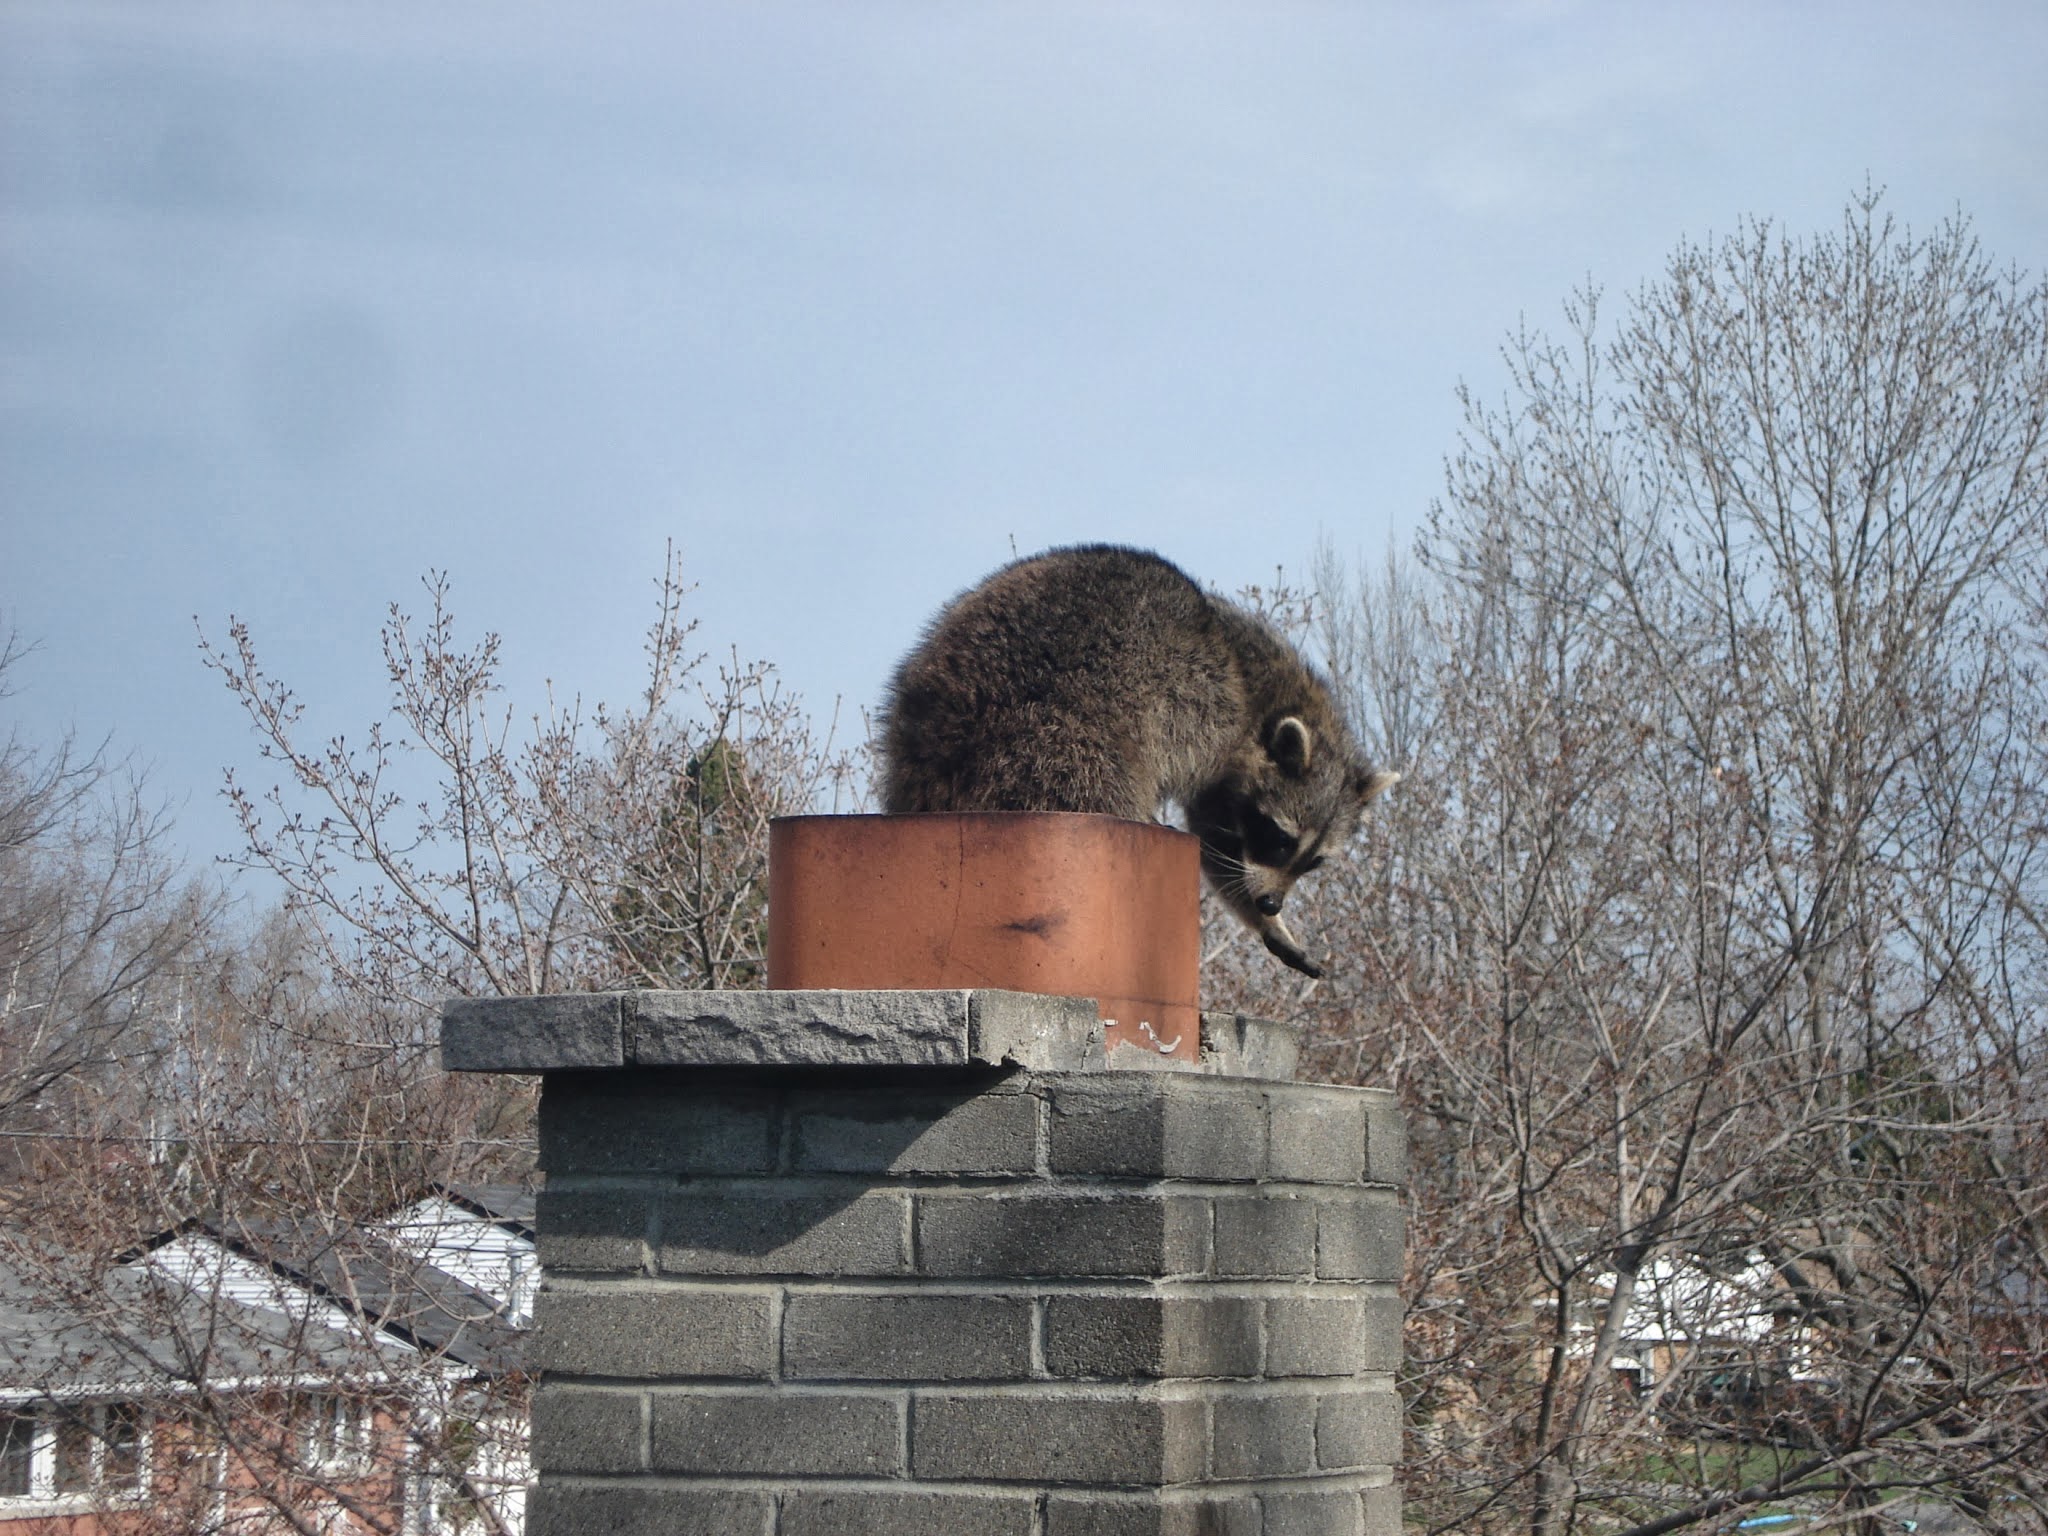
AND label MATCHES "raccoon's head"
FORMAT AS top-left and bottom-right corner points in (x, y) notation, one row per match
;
(1188, 714), (1399, 979)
